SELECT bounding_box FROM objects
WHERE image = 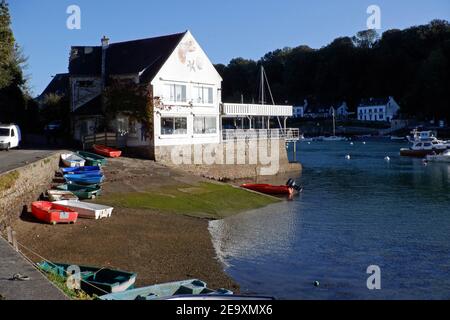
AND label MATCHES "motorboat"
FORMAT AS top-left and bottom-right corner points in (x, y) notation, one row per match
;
(426, 150), (450, 163)
(400, 140), (447, 158)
